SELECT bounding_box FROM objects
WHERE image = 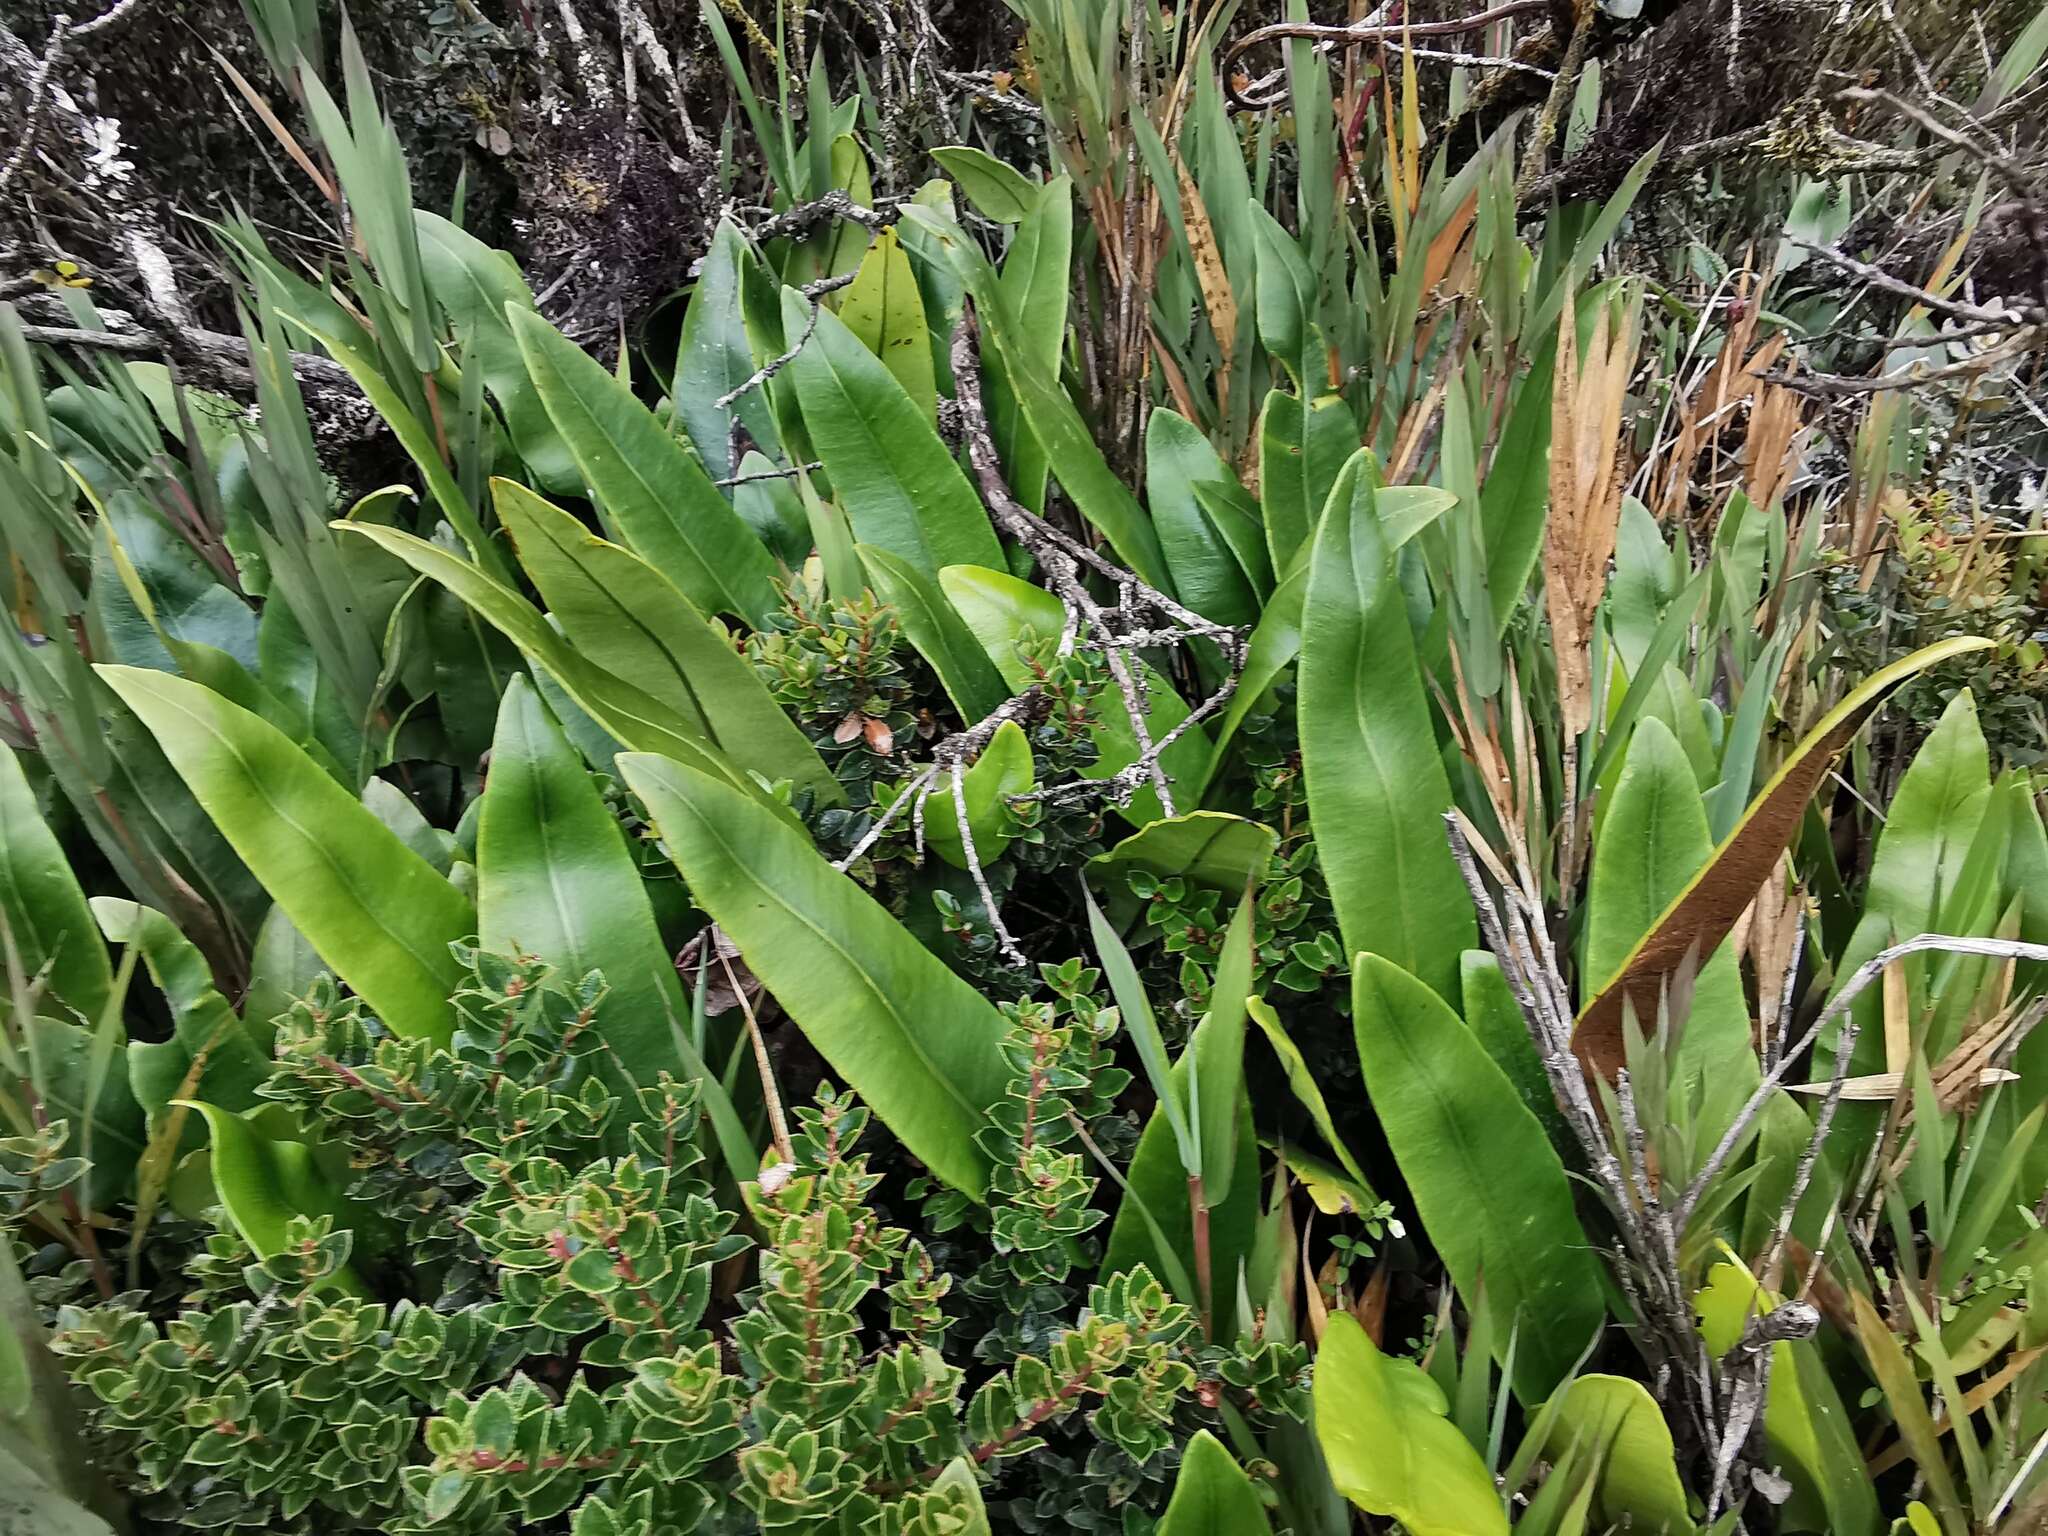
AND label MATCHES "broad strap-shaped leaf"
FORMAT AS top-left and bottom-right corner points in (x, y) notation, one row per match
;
(97, 666), (473, 1045)
(1258, 391), (1356, 575)
(479, 677), (685, 1087)
(672, 217), (781, 479)
(492, 479), (838, 804)
(1460, 952), (1565, 1144)
(1314, 1313), (1509, 1536)
(1536, 1376), (1692, 1534)
(1584, 717), (1757, 1117)
(781, 289), (1003, 577)
(620, 753), (1009, 1198)
(333, 521), (778, 810)
(1146, 409), (1259, 626)
(1574, 635), (1992, 1076)
(1204, 481), (1454, 787)
(839, 227), (937, 419)
(1352, 953), (1603, 1402)
(1091, 812), (1277, 891)
(940, 563), (1211, 825)
(1299, 453), (1474, 1004)
(854, 544), (1008, 720)
(509, 306), (779, 626)
(1157, 1430), (1274, 1535)
(0, 741), (111, 1025)
(414, 210), (578, 494)
(986, 181), (1073, 514)
(931, 145), (1041, 222)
